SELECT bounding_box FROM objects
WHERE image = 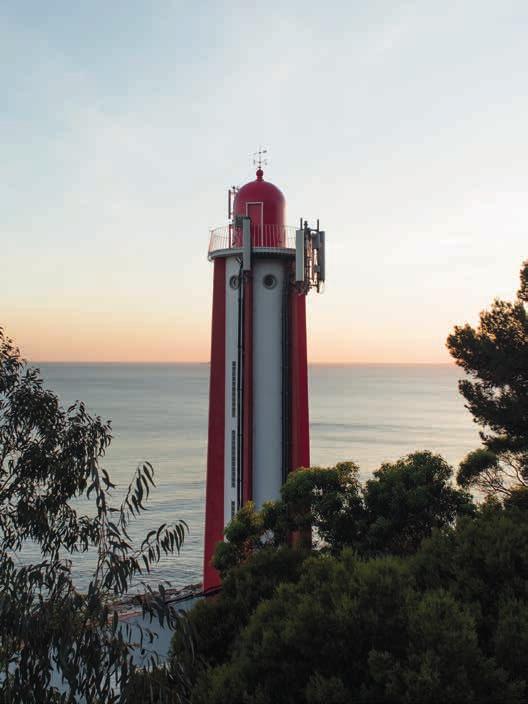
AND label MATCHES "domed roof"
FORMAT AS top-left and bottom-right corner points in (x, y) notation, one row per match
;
(235, 168), (285, 204)
(233, 169), (286, 228)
